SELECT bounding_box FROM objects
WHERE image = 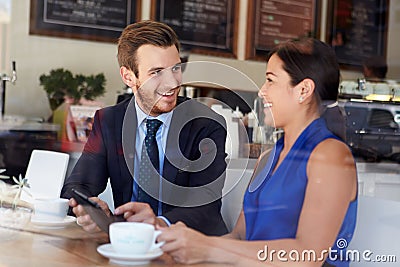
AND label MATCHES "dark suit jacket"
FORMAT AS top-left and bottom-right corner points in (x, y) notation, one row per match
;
(61, 96), (228, 235)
